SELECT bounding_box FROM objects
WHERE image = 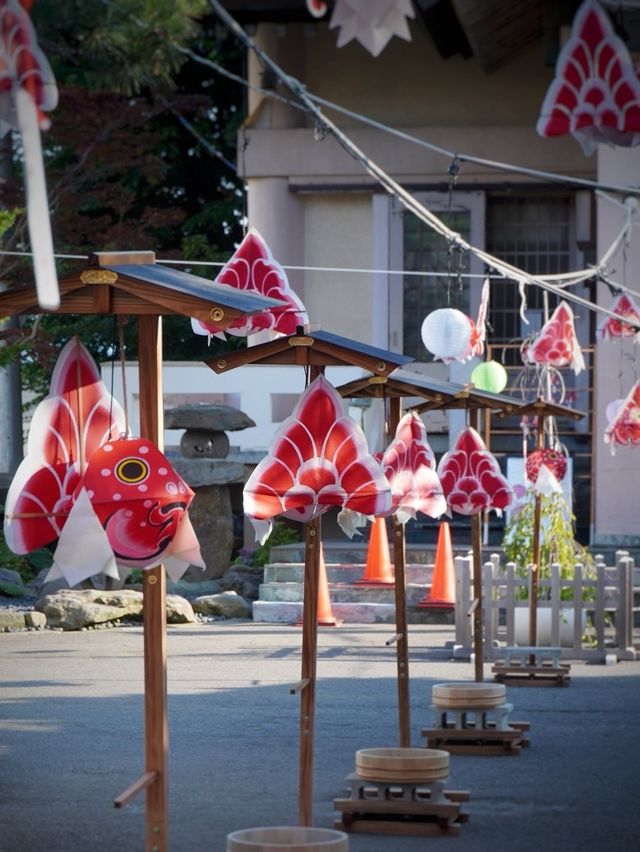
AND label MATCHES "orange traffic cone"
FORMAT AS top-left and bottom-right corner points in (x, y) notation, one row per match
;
(317, 545), (340, 626)
(297, 543), (340, 627)
(418, 521), (456, 609)
(356, 516), (394, 585)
